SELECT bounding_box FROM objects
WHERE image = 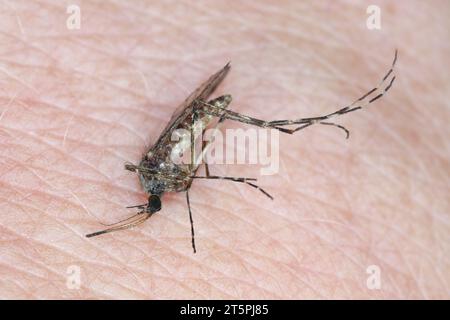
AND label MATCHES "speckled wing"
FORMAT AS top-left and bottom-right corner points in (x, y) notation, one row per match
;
(150, 62), (231, 153)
